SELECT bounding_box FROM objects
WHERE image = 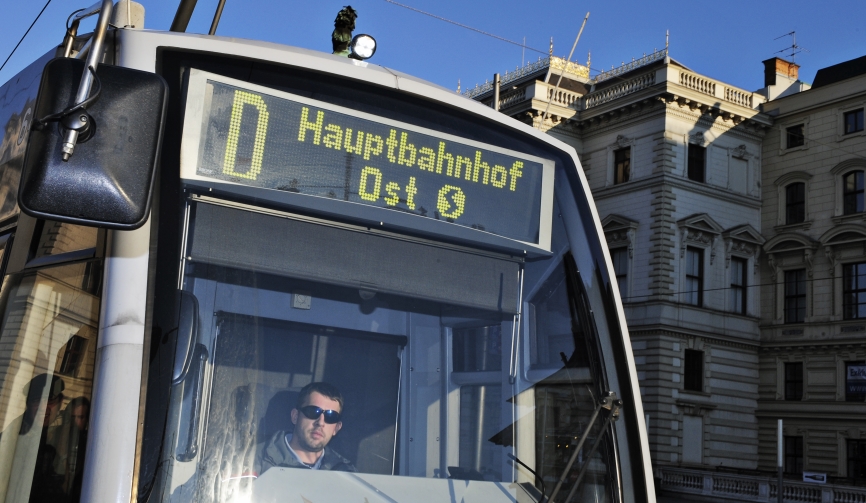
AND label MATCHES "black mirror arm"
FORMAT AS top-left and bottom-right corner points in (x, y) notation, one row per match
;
(34, 65), (101, 130)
